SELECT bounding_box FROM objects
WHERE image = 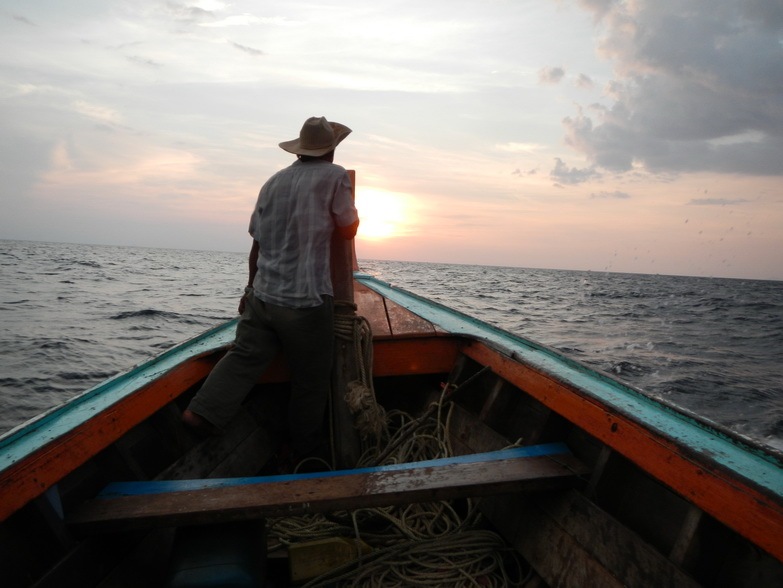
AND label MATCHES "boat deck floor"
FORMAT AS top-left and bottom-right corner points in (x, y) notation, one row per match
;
(353, 281), (439, 338)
